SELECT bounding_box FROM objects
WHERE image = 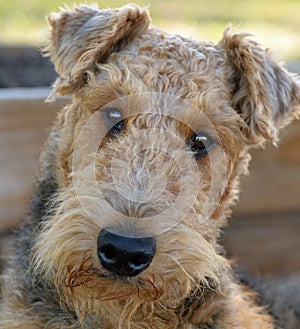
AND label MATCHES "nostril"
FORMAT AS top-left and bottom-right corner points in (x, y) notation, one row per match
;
(99, 244), (117, 264)
(130, 252), (151, 267)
